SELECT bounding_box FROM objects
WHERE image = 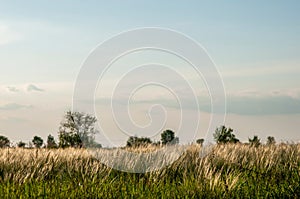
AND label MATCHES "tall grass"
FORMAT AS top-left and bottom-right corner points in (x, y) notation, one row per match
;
(0, 144), (299, 198)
